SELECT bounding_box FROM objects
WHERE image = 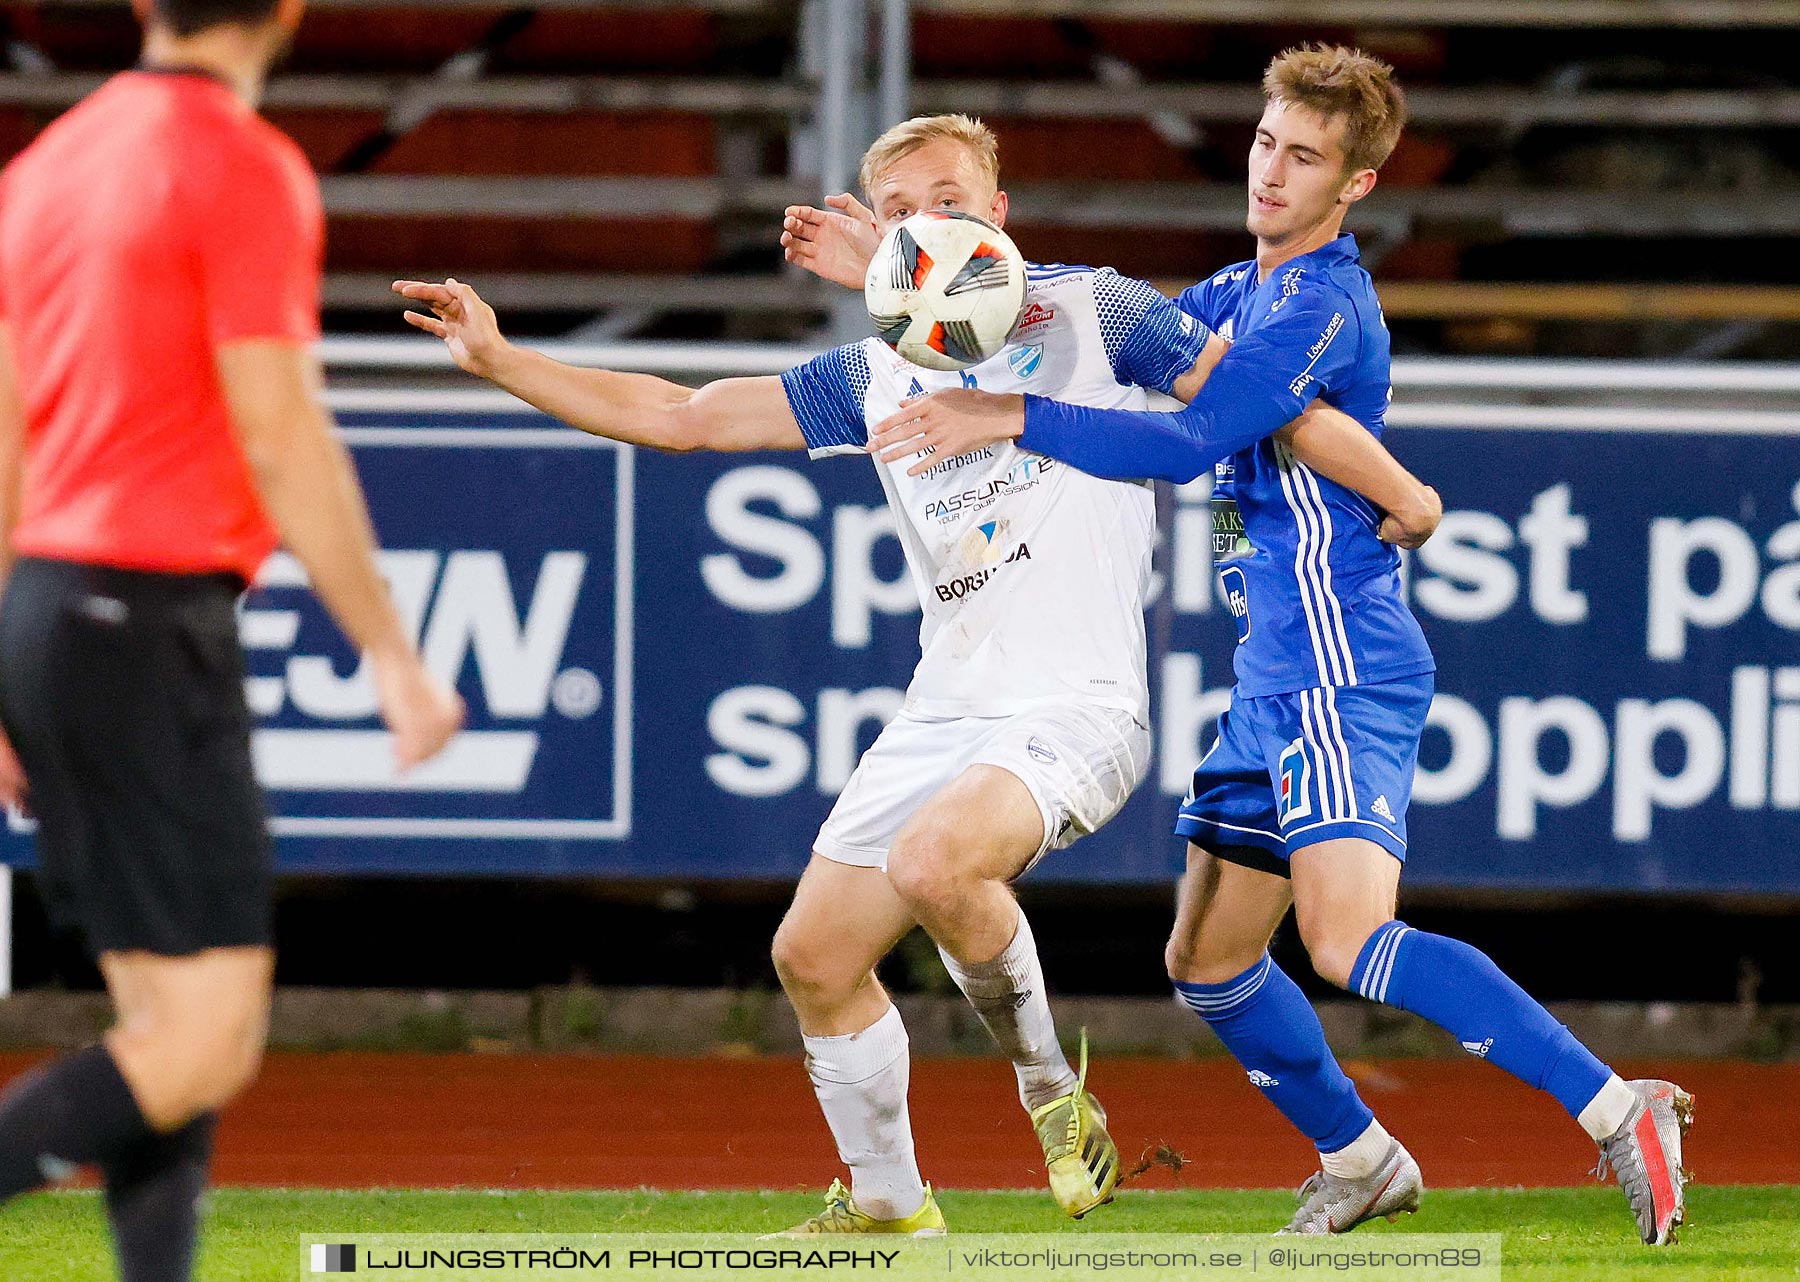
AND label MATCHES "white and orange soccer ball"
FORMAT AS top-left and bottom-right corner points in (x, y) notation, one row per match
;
(863, 210), (1027, 372)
